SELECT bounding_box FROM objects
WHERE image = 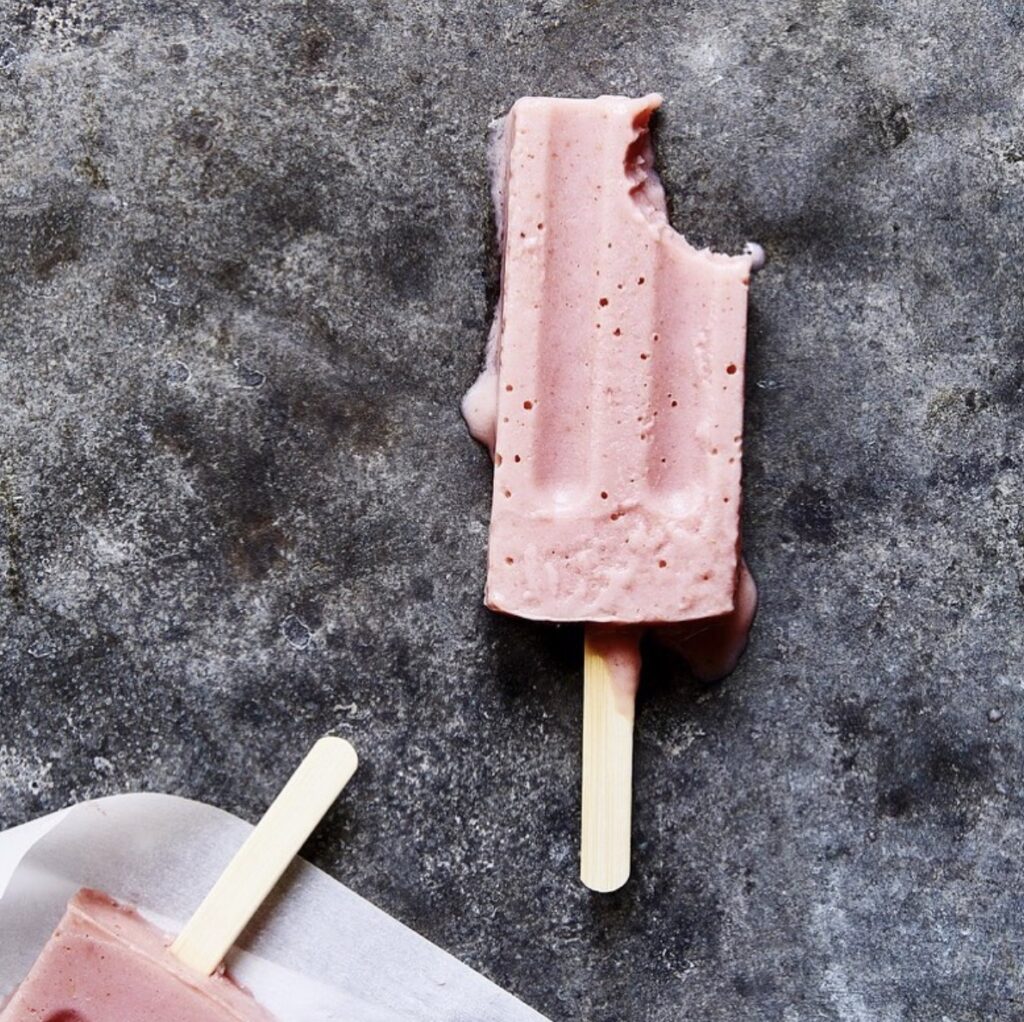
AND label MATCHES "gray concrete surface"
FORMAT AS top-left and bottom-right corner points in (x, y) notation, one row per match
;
(1, 2), (1023, 1019)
